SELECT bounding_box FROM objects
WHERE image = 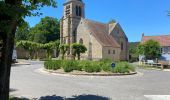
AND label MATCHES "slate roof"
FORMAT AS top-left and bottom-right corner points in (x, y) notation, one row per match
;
(84, 19), (120, 48)
(141, 35), (170, 47)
